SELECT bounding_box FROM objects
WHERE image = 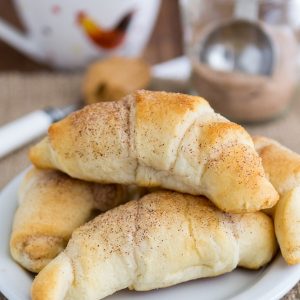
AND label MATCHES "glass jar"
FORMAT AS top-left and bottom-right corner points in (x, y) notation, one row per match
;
(179, 0), (300, 122)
